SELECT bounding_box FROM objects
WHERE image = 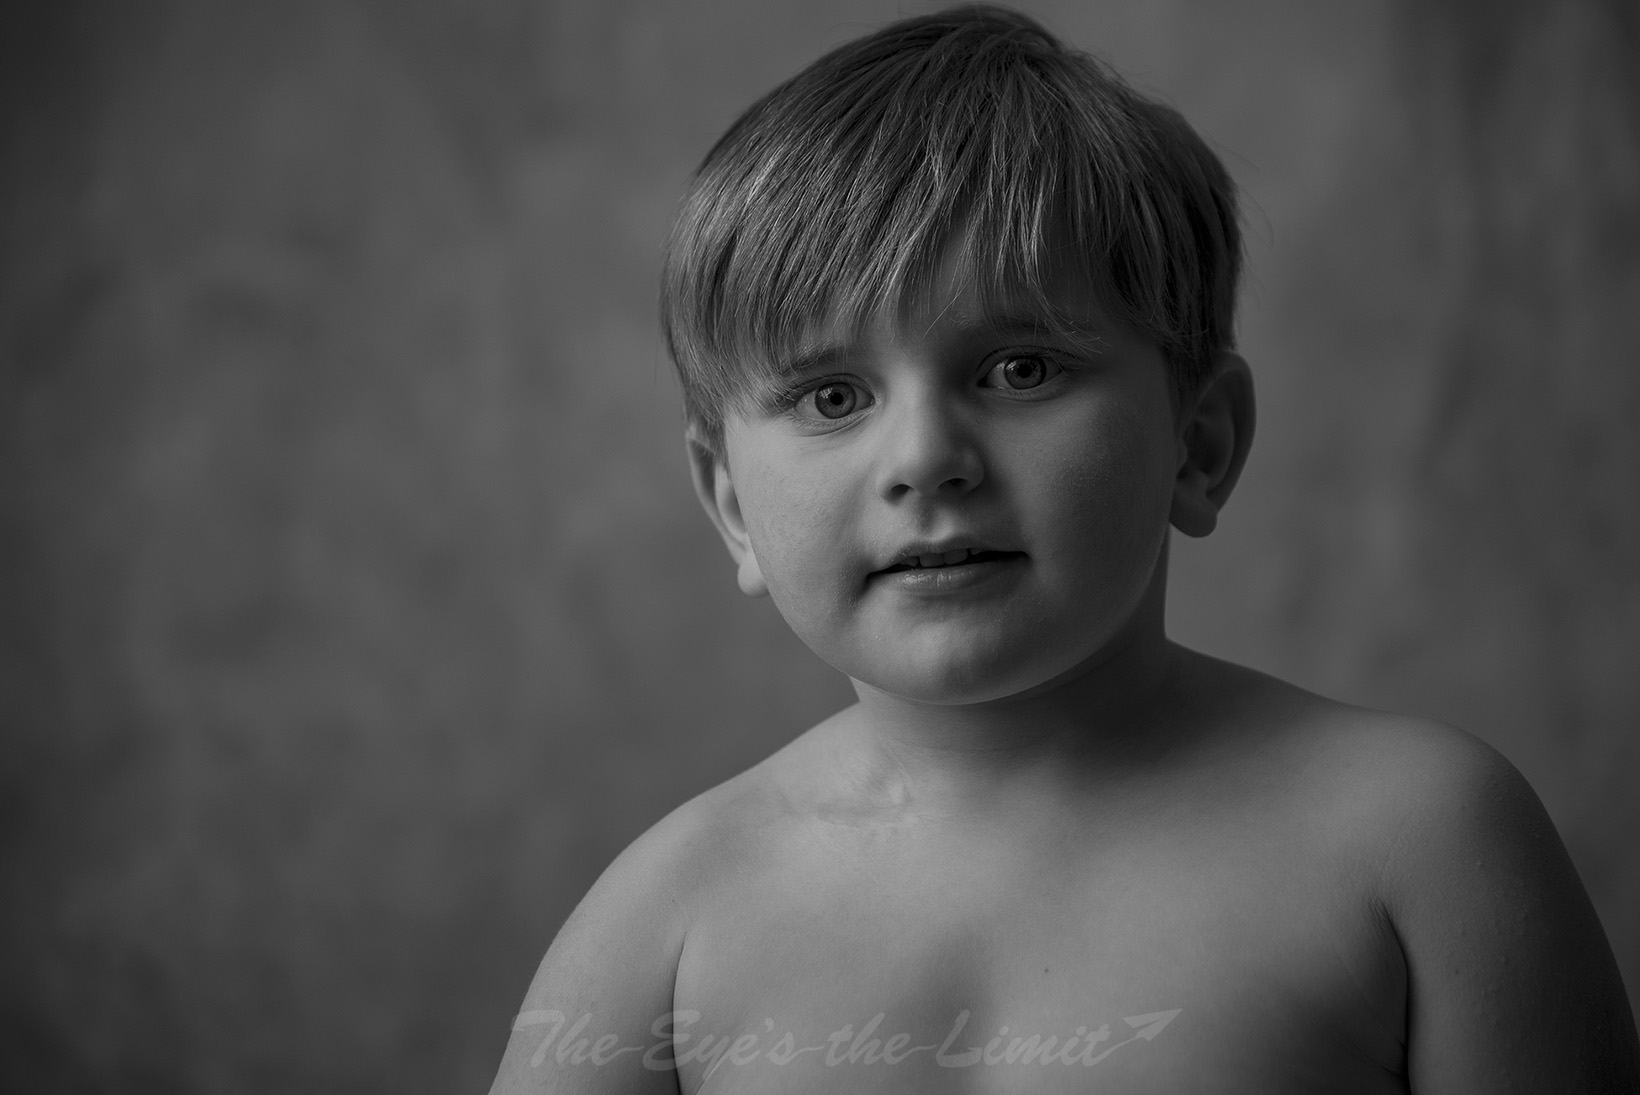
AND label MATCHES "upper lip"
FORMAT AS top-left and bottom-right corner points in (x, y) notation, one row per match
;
(874, 539), (1022, 572)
